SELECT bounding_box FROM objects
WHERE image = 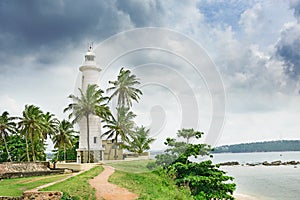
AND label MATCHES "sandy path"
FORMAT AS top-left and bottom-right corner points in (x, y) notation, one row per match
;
(89, 165), (138, 200)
